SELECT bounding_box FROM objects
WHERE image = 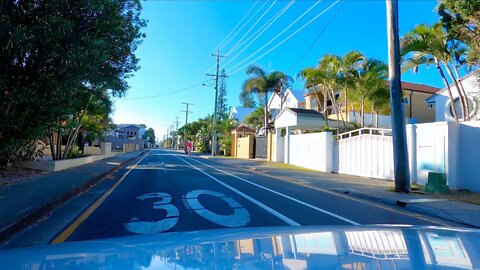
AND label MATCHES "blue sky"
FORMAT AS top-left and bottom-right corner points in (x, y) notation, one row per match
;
(113, 0), (445, 139)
